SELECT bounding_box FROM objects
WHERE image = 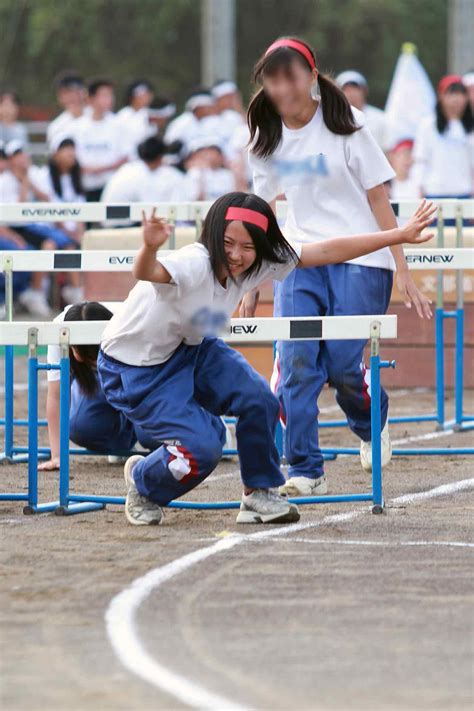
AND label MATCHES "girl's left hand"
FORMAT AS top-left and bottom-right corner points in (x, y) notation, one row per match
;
(396, 269), (432, 319)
